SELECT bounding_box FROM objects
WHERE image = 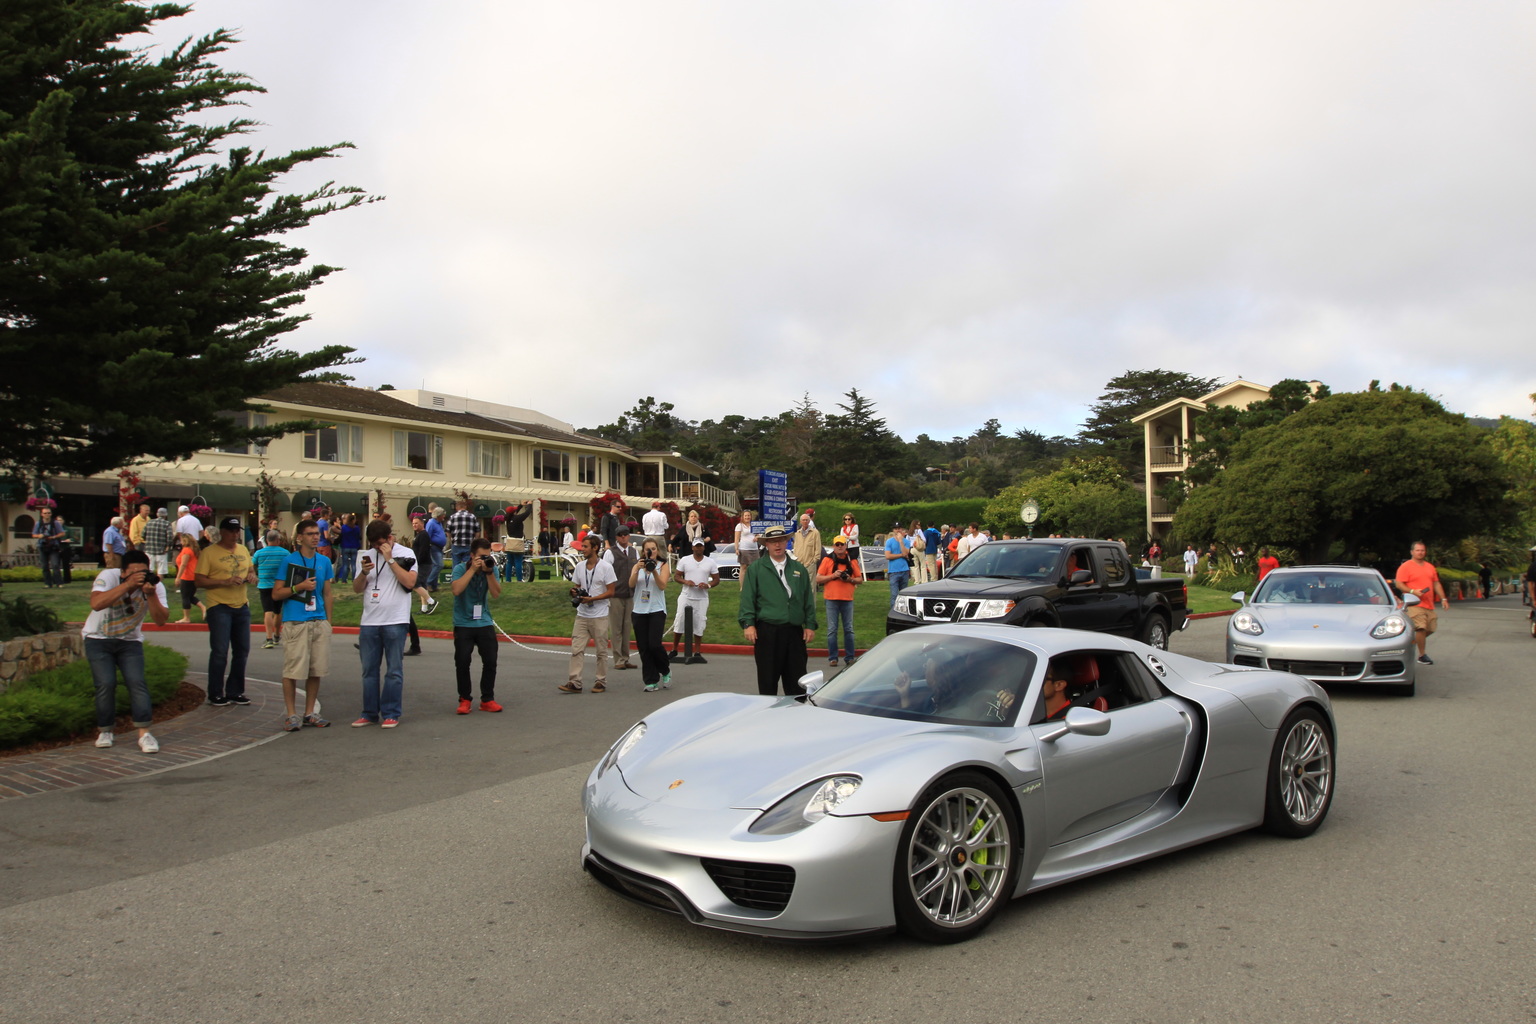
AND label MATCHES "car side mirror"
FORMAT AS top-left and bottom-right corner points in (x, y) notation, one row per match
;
(1401, 593), (1420, 606)
(1040, 706), (1112, 742)
(799, 670), (825, 696)
(1069, 569), (1093, 586)
(1231, 591), (1246, 604)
